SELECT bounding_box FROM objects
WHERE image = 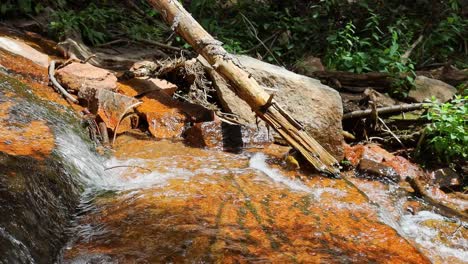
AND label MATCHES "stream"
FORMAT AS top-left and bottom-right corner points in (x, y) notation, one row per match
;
(0, 43), (467, 264)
